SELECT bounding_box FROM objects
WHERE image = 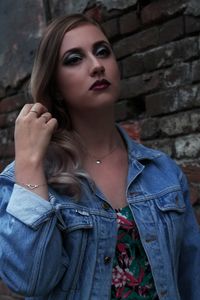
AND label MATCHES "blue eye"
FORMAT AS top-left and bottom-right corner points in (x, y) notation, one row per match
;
(95, 45), (111, 58)
(63, 53), (82, 66)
